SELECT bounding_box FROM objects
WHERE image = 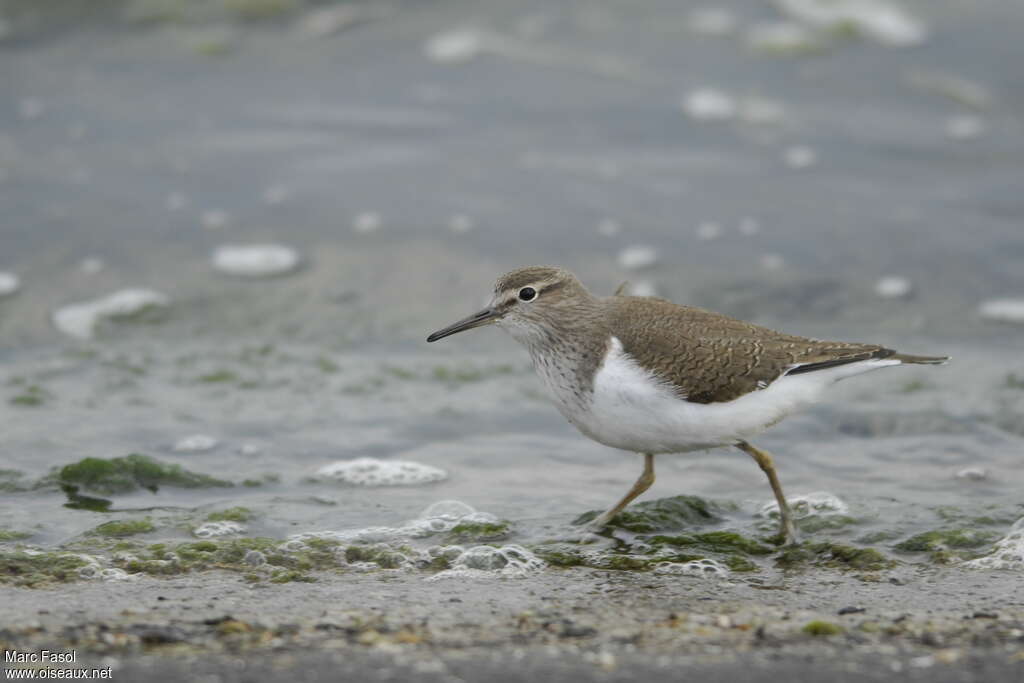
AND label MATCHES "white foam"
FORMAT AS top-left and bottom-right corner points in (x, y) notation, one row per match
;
(200, 209), (229, 230)
(52, 288), (170, 340)
(654, 558), (730, 578)
(688, 8), (738, 36)
(681, 88), (736, 121)
(746, 21), (821, 53)
(761, 491), (848, 519)
(696, 222), (723, 241)
(193, 521), (245, 538)
(424, 29), (485, 64)
(875, 276), (912, 299)
(617, 245), (659, 271)
(428, 544), (545, 580)
(783, 145), (818, 169)
(352, 211), (382, 234)
(776, 0), (927, 46)
(212, 244), (301, 278)
(978, 299), (1024, 324)
(173, 434), (219, 453)
(315, 458), (447, 486)
(964, 518), (1024, 570)
(0, 271), (20, 297)
(447, 214), (476, 234)
(946, 115), (985, 141)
